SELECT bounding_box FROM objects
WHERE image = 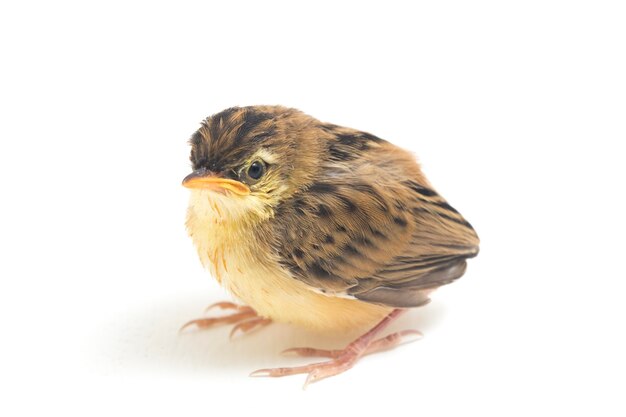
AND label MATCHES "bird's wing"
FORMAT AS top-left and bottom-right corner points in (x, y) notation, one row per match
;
(274, 139), (479, 308)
